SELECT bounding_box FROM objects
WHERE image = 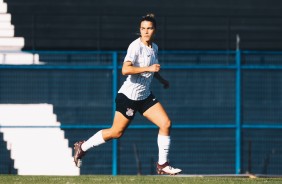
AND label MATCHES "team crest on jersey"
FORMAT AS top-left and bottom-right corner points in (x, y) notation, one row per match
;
(126, 108), (134, 116)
